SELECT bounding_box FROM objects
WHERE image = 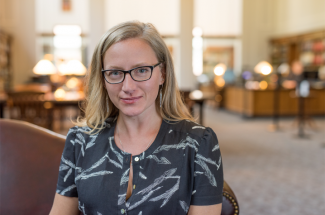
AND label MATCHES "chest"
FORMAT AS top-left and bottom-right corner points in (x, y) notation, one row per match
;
(75, 144), (196, 215)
